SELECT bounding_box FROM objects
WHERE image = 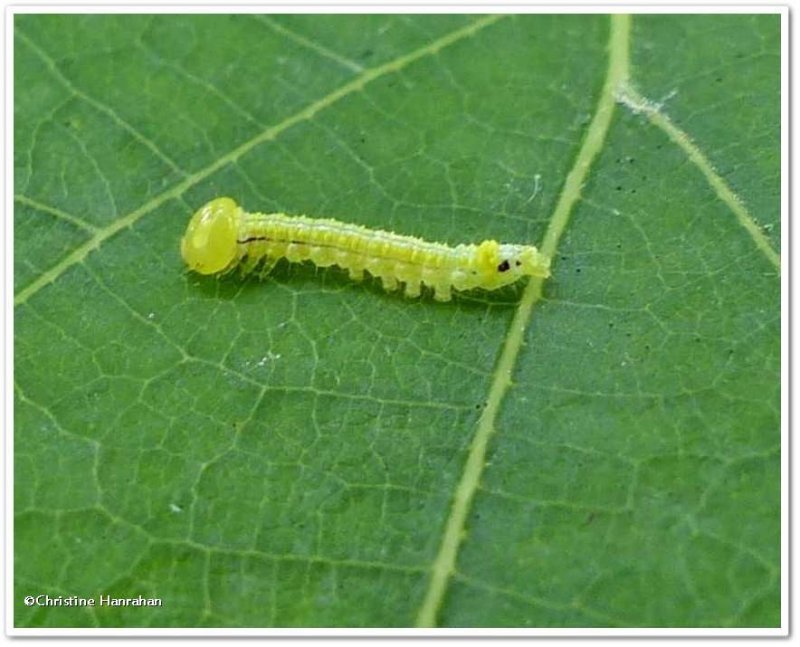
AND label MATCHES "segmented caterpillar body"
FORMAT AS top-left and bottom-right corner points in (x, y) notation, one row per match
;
(181, 197), (550, 301)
